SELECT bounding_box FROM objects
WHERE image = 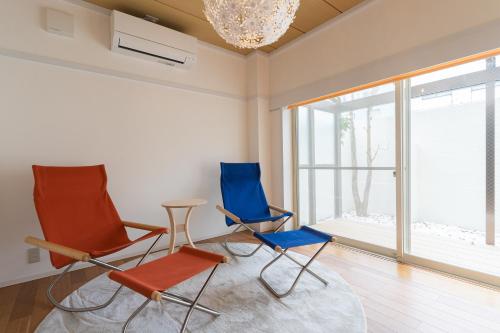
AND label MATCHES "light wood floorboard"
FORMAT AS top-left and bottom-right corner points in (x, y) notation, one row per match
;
(1, 231), (500, 332)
